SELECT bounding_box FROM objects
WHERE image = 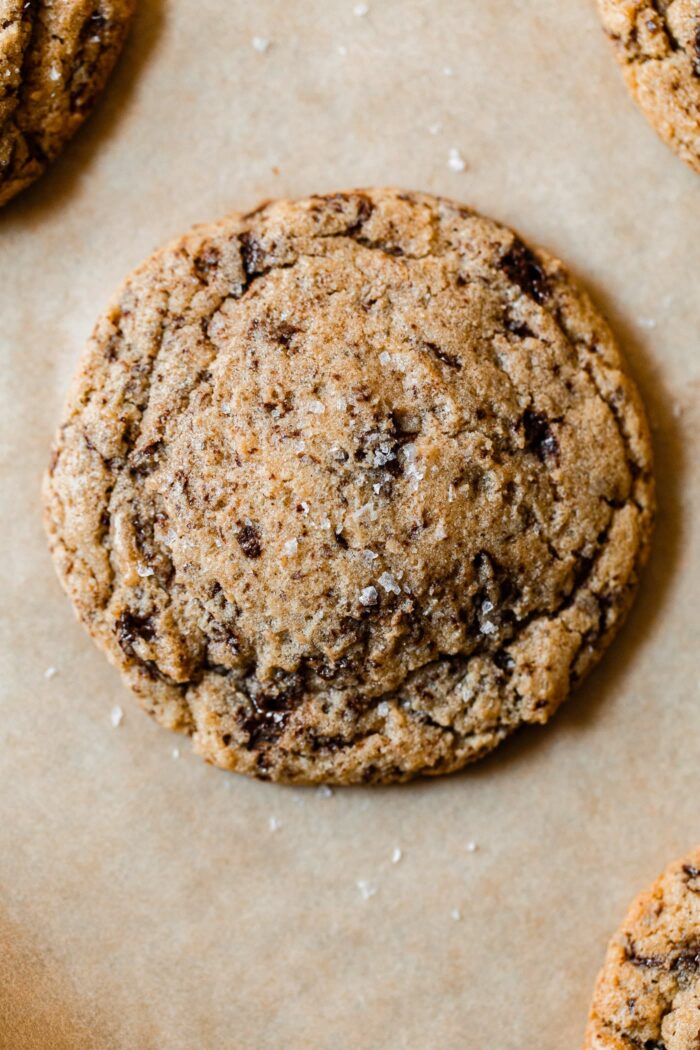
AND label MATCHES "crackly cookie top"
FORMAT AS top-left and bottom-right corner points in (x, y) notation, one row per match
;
(44, 189), (654, 783)
(598, 0), (700, 173)
(0, 0), (135, 207)
(585, 848), (700, 1050)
